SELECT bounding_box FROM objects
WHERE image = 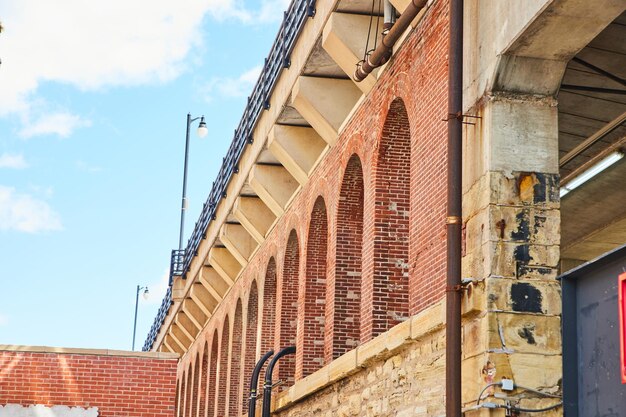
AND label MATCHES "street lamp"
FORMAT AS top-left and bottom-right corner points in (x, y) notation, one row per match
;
(179, 113), (208, 250)
(132, 285), (149, 351)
